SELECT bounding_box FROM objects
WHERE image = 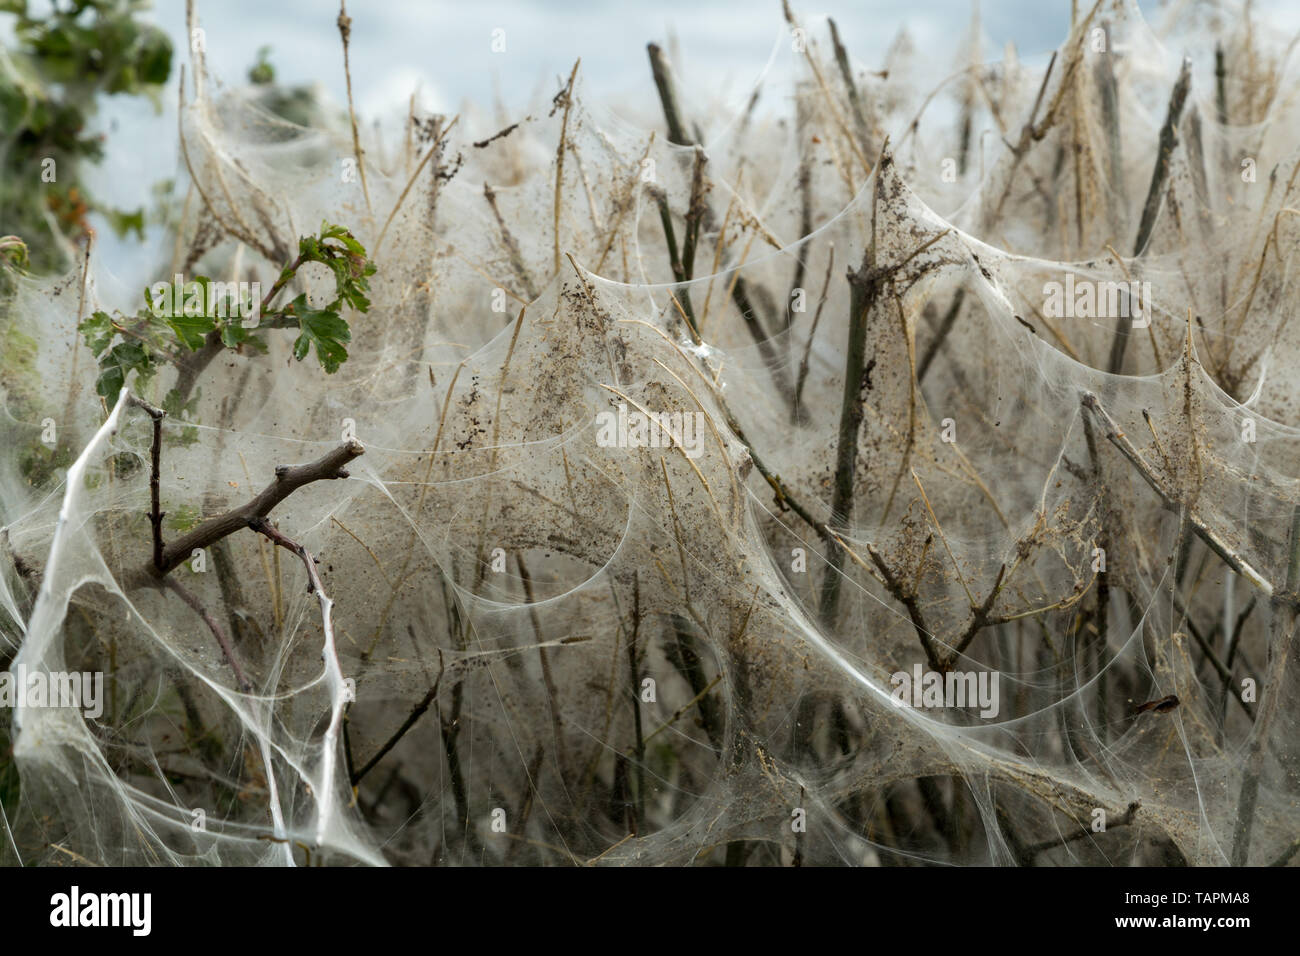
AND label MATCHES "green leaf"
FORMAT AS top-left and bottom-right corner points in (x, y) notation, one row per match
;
(79, 310), (115, 356)
(292, 299), (350, 374)
(335, 232), (364, 256)
(161, 387), (197, 419)
(219, 321), (247, 349)
(167, 311), (214, 350)
(162, 386), (201, 445)
(248, 45), (275, 85)
(95, 340), (153, 399)
(134, 27), (172, 86)
(103, 205), (145, 240)
(95, 359), (124, 400)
